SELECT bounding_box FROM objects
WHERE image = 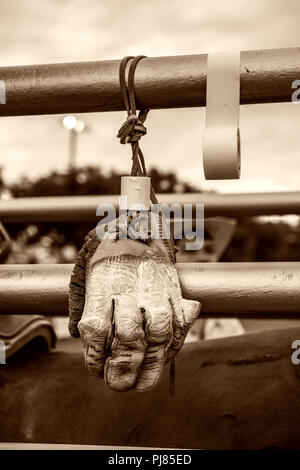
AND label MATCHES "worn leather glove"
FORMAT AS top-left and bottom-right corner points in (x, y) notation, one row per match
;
(69, 213), (200, 392)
